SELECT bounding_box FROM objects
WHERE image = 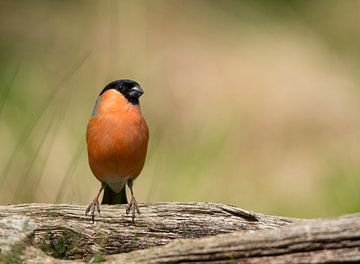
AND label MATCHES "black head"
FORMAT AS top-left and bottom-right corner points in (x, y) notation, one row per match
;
(100, 79), (144, 105)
